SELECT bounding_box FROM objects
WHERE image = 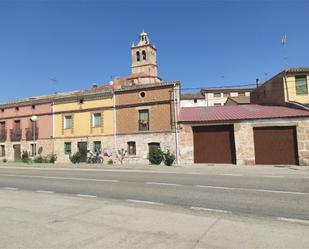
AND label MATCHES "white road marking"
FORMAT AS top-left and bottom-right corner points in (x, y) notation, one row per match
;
(263, 175), (285, 178)
(35, 190), (54, 194)
(3, 187), (18, 190)
(76, 194), (97, 198)
(221, 173), (243, 176)
(277, 217), (309, 225)
(195, 185), (307, 195)
(256, 189), (305, 195)
(146, 182), (180, 186)
(0, 174), (119, 183)
(127, 199), (163, 206)
(191, 206), (232, 214)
